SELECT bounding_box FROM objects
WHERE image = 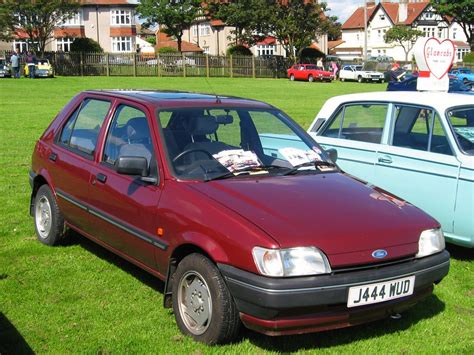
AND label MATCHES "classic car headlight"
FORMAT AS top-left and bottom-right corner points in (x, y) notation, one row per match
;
(252, 246), (331, 277)
(416, 228), (445, 258)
